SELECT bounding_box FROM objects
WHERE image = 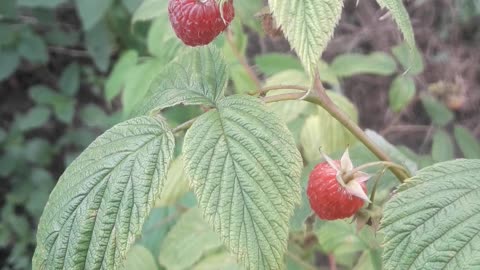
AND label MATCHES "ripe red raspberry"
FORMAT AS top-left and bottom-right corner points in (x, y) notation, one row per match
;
(168, 0), (235, 46)
(307, 150), (370, 220)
